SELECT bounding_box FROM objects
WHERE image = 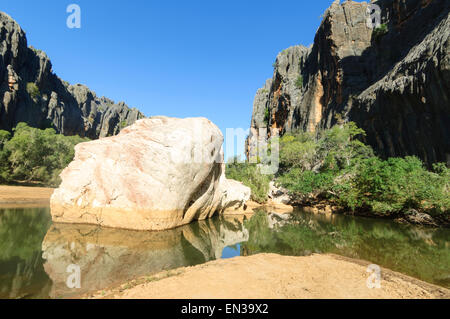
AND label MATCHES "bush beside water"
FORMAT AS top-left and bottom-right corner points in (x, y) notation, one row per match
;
(0, 123), (88, 187)
(227, 123), (449, 218)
